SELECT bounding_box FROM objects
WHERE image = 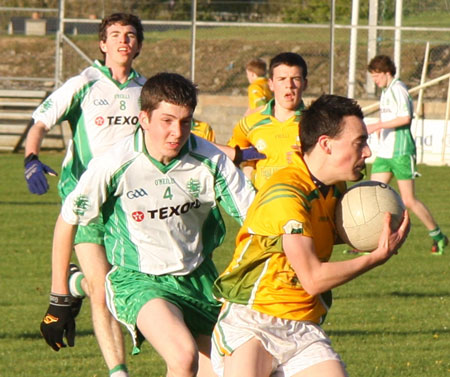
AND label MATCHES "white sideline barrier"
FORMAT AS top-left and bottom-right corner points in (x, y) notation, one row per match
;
(365, 117), (450, 166)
